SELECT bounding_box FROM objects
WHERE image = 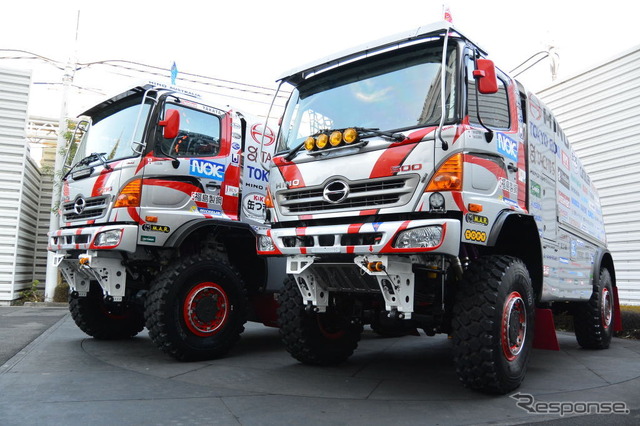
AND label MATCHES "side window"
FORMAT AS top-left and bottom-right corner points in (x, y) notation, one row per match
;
(467, 60), (510, 129)
(159, 103), (221, 157)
